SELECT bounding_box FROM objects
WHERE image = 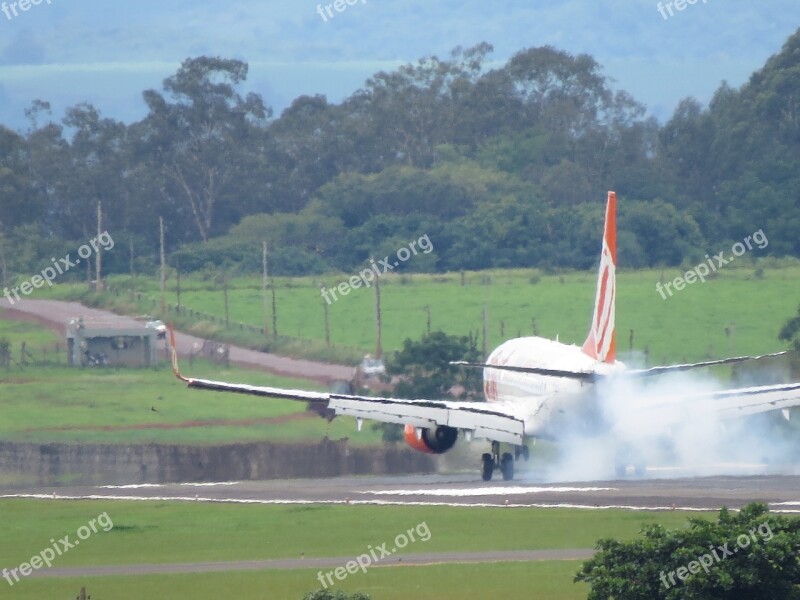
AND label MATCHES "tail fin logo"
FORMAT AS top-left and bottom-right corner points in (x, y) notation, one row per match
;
(582, 191), (617, 364)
